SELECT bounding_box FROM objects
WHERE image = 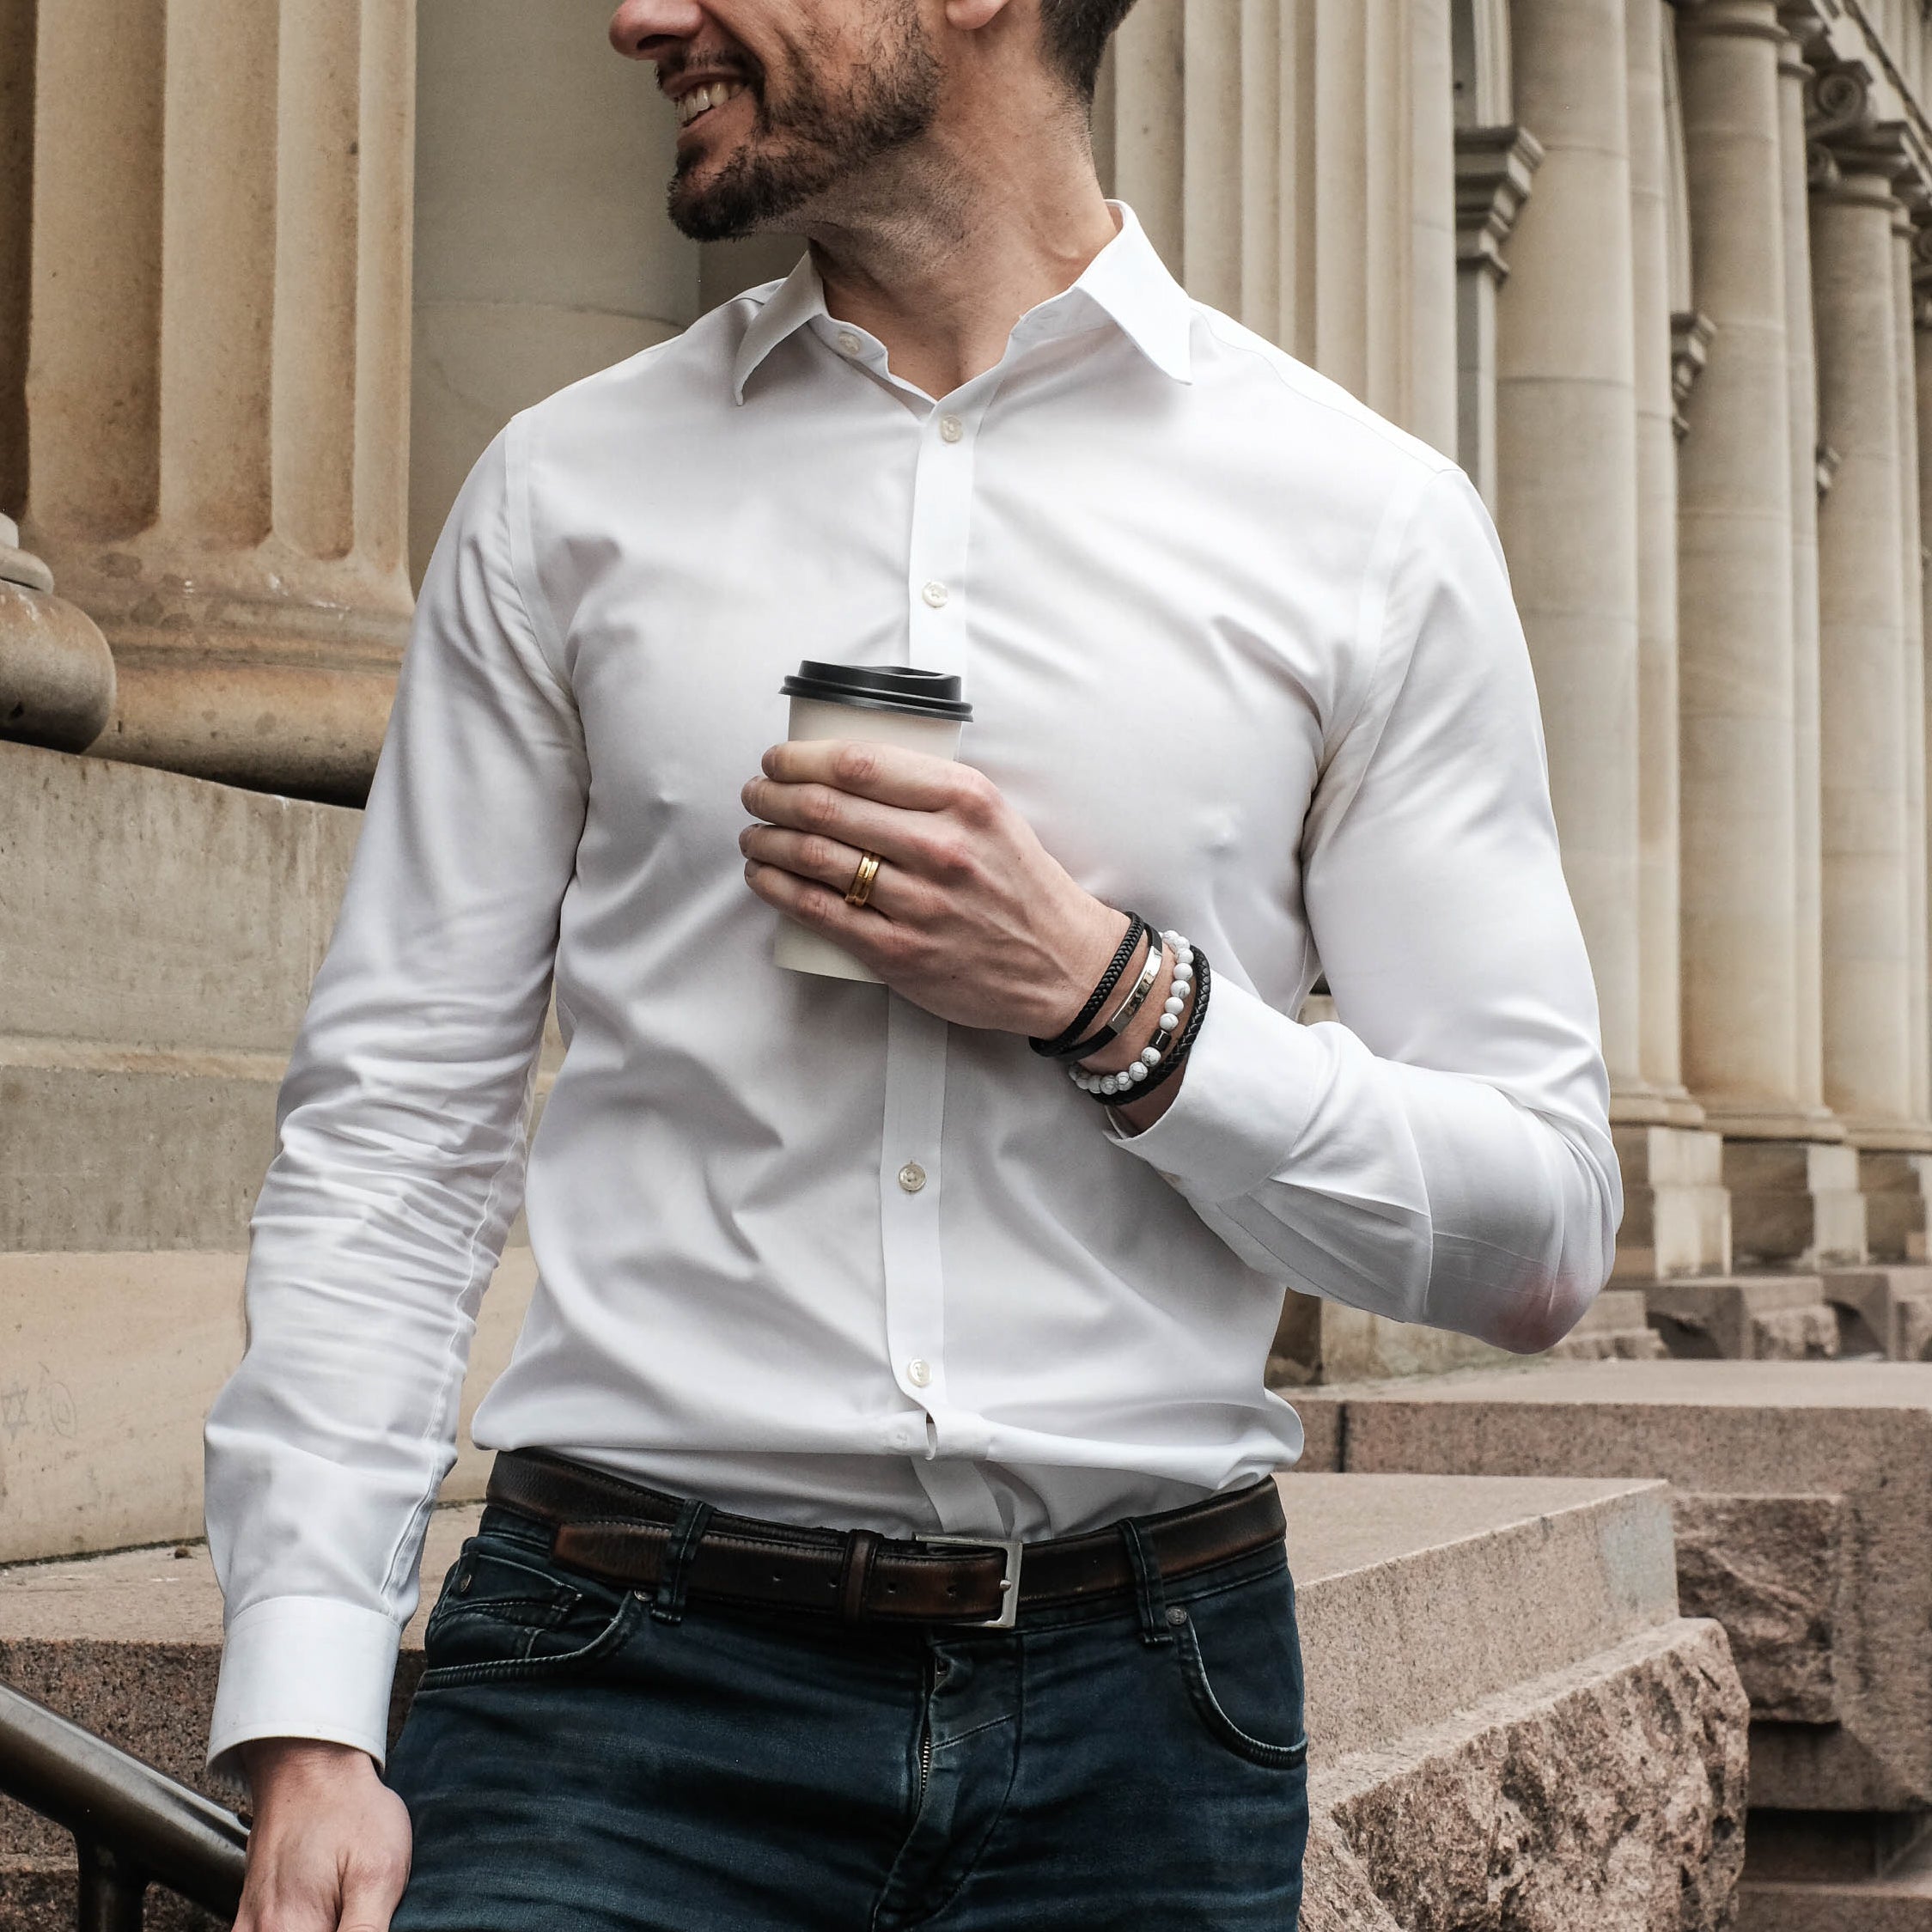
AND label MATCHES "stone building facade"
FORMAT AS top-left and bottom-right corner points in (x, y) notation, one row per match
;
(15, 0), (1932, 1300)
